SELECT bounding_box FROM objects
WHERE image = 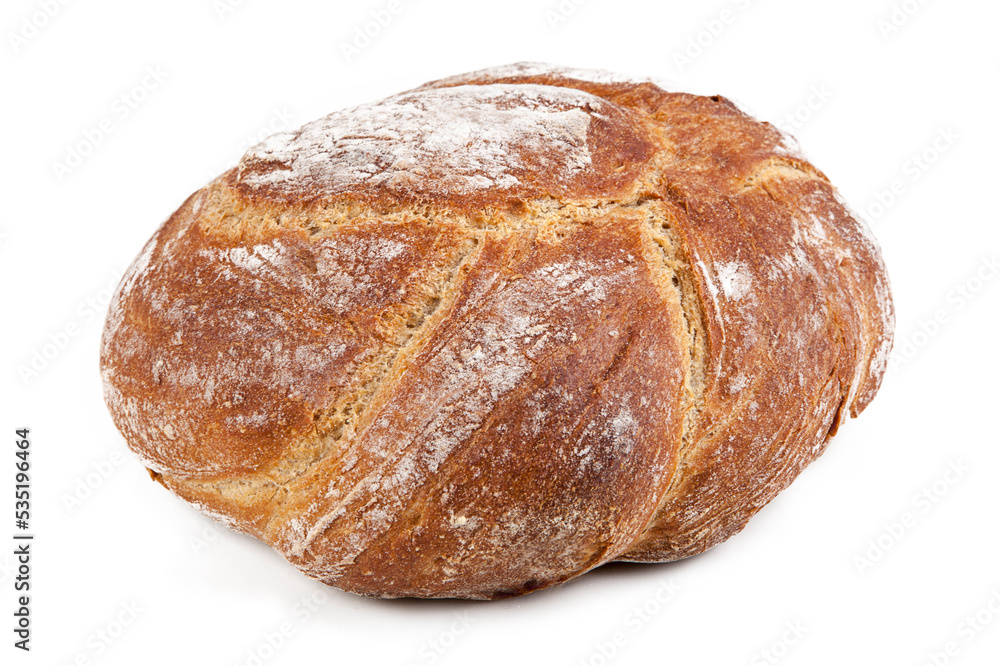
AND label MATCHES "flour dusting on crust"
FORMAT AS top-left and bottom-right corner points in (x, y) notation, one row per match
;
(237, 84), (599, 197)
